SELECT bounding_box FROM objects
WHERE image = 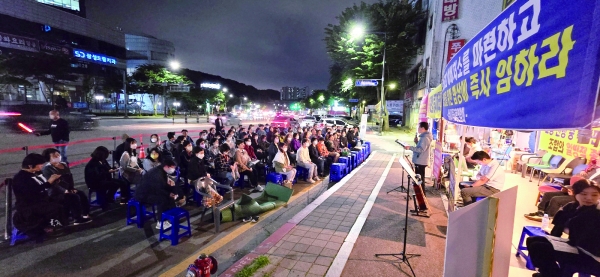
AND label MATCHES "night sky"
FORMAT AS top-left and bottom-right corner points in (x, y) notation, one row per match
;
(87, 0), (378, 91)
